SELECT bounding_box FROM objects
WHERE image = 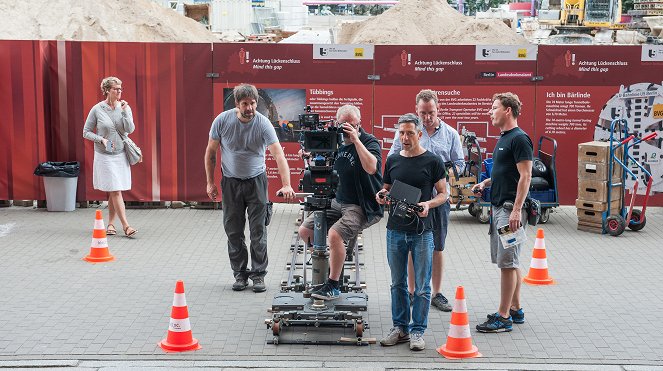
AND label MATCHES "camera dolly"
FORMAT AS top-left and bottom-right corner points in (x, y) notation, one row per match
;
(265, 194), (373, 345)
(266, 107), (373, 345)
